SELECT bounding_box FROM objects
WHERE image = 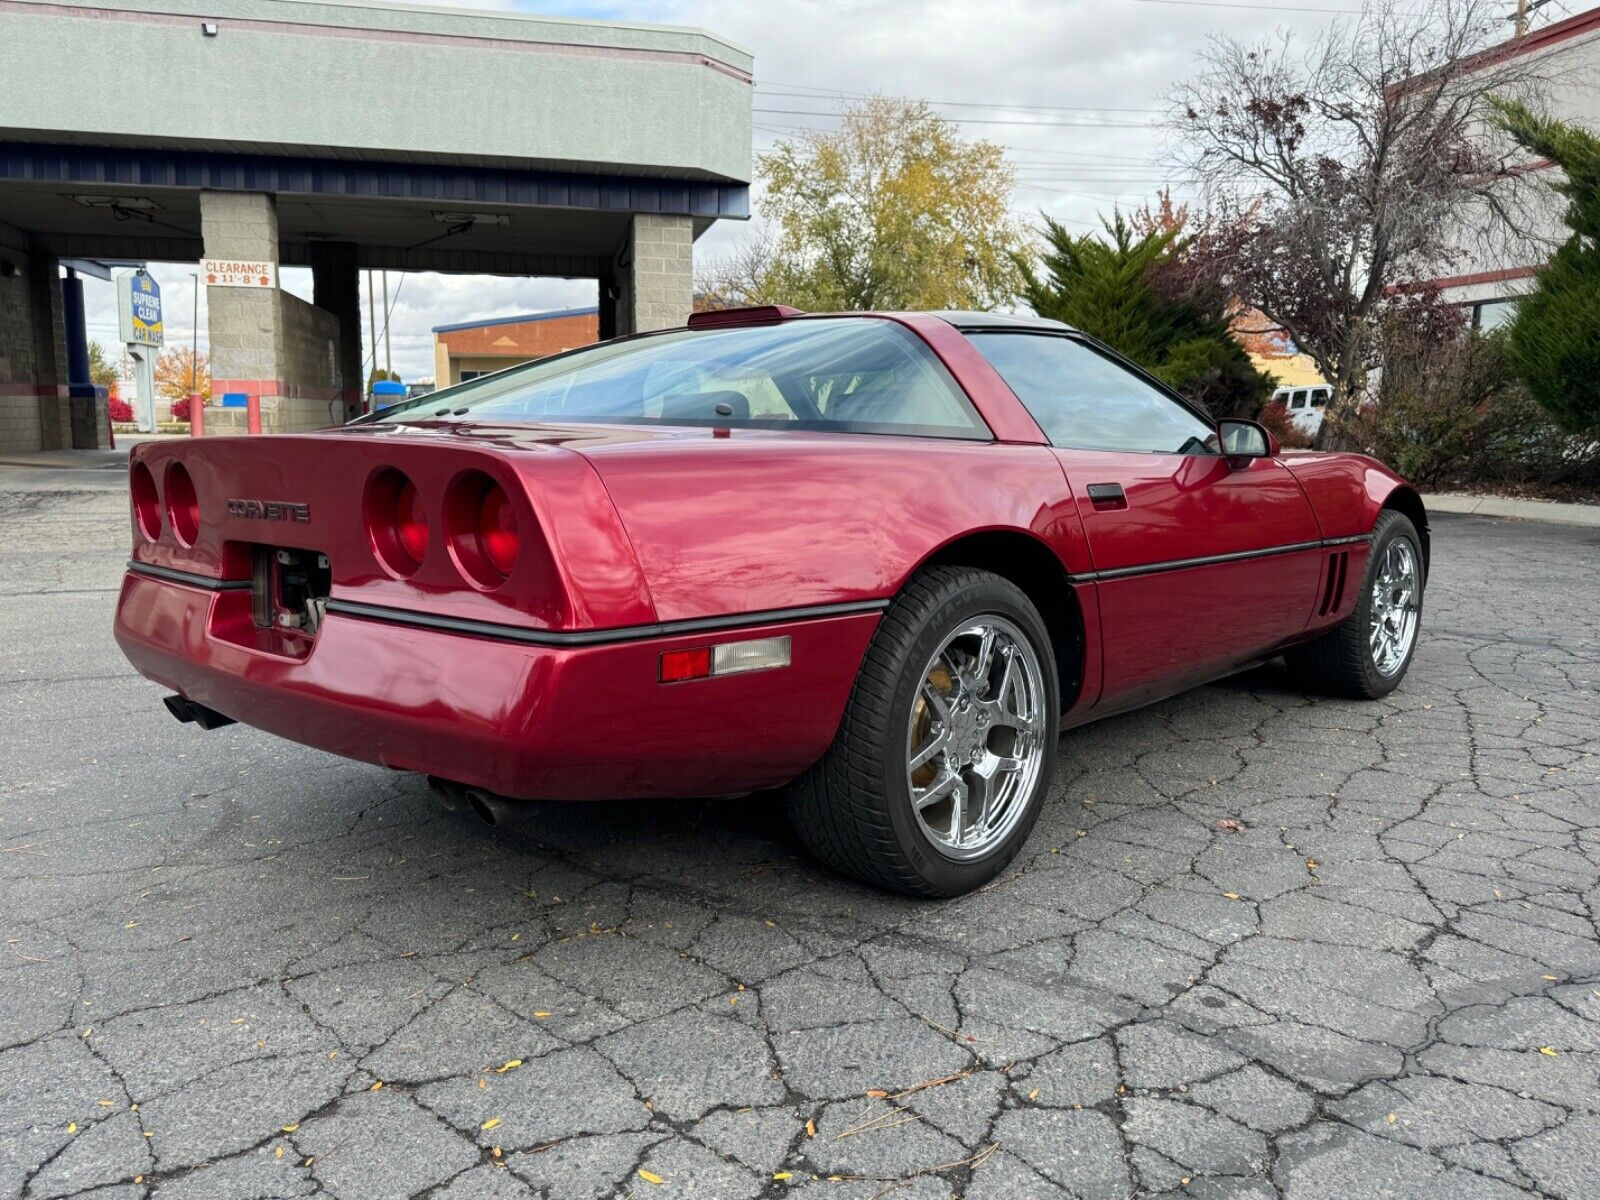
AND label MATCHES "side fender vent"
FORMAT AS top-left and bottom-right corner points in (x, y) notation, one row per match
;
(1319, 550), (1350, 616)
